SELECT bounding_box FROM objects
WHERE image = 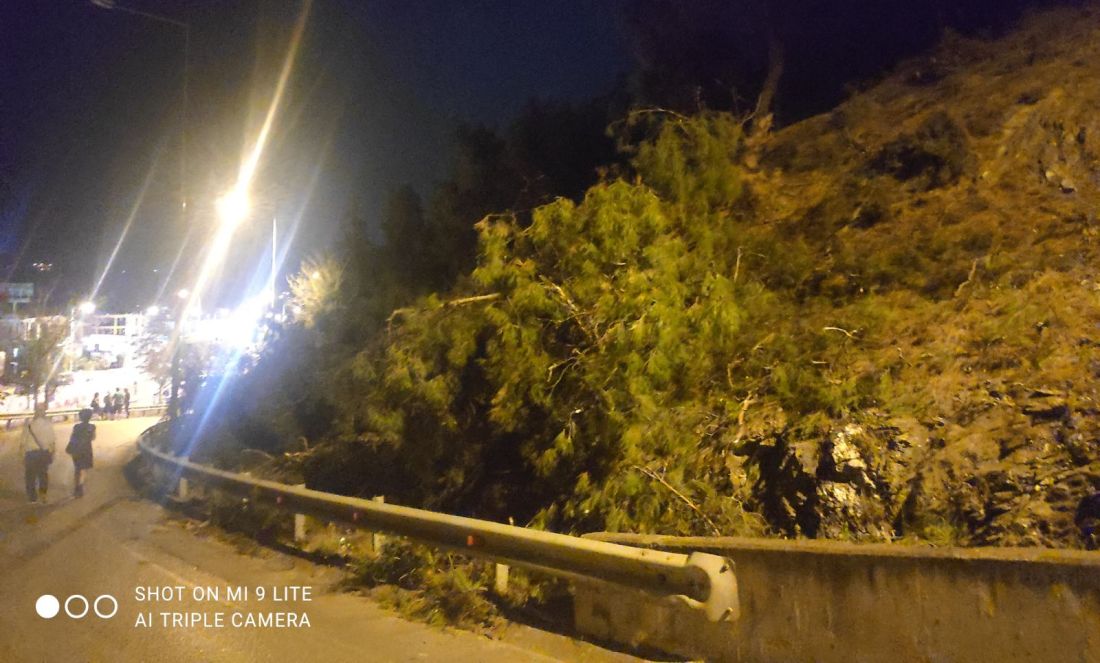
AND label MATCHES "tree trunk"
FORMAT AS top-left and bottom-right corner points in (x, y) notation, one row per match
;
(752, 30), (785, 135)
